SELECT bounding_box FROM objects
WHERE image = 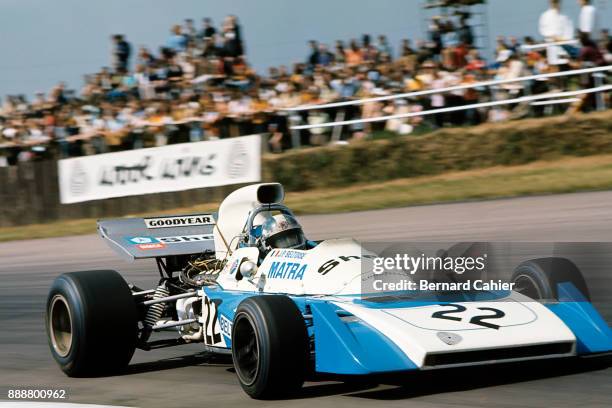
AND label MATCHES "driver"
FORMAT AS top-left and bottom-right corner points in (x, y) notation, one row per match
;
(258, 214), (307, 256)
